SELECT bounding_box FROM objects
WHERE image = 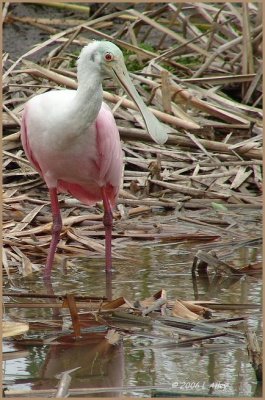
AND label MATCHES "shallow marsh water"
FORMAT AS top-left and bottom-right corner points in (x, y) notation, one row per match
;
(3, 239), (262, 398)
